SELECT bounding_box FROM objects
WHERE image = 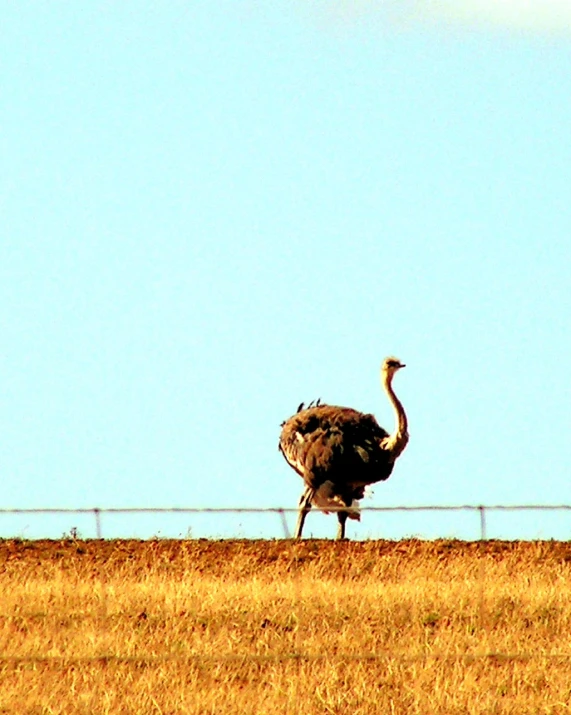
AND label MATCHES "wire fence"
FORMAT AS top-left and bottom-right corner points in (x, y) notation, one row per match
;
(3, 652), (571, 665)
(2, 504), (571, 539)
